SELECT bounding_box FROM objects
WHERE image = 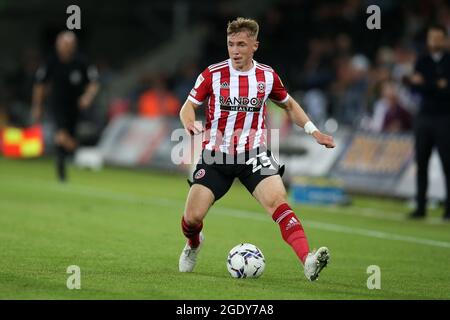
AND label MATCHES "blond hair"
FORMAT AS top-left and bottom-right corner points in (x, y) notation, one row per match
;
(227, 17), (259, 39)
